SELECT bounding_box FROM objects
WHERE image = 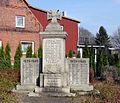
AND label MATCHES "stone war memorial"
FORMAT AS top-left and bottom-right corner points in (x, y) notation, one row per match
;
(15, 10), (93, 96)
(16, 58), (40, 91)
